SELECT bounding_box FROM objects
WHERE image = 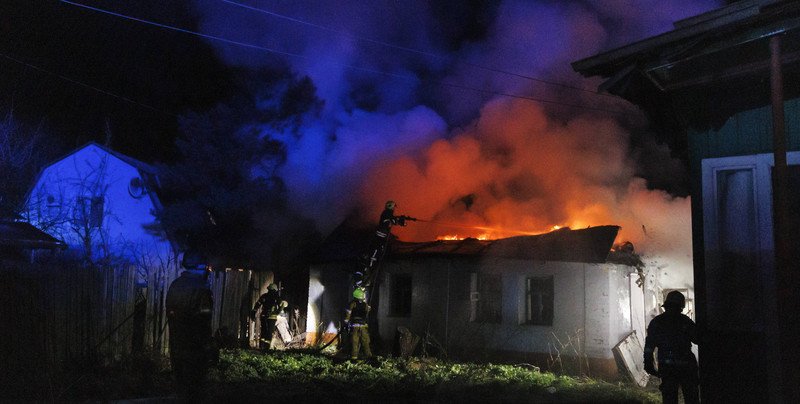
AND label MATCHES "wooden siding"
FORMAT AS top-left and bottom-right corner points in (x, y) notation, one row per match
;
(688, 97), (800, 162)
